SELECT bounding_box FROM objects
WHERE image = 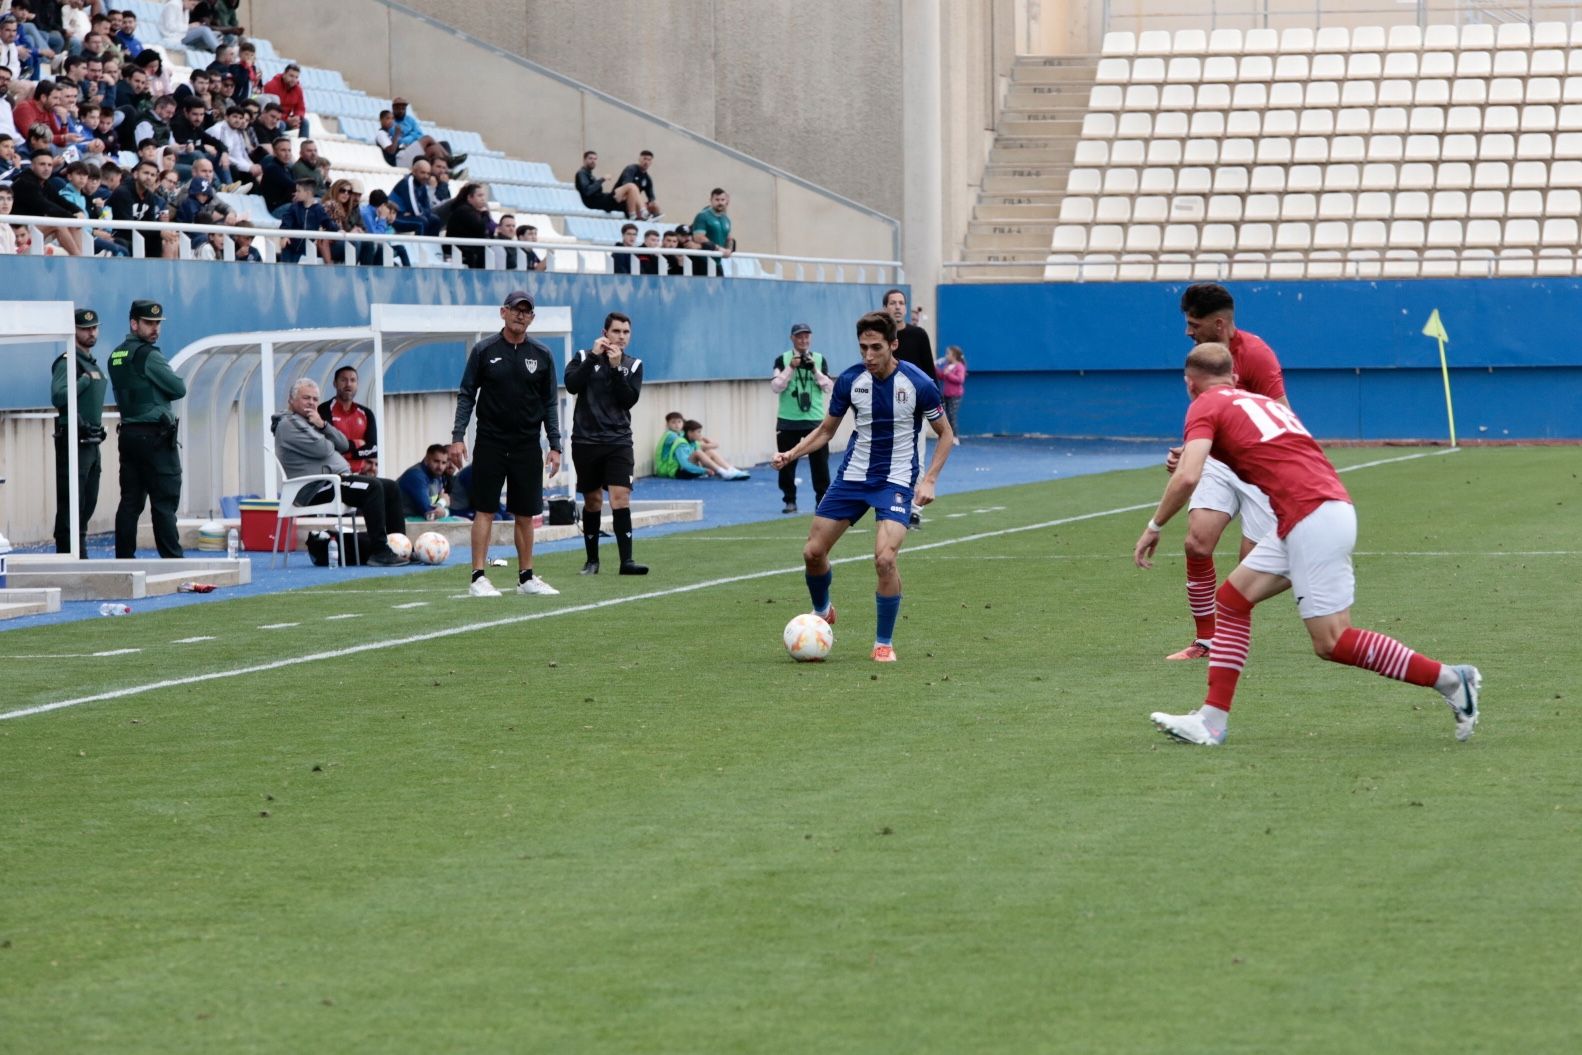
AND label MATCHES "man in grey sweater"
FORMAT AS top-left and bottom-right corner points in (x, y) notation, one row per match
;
(272, 377), (409, 566)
